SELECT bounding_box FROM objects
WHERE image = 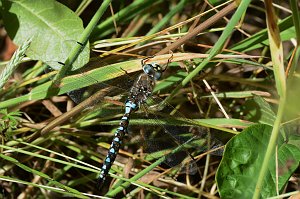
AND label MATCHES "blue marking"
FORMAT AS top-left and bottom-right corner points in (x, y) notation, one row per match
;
(131, 103), (138, 110)
(102, 165), (107, 170)
(125, 105), (131, 114)
(109, 148), (115, 154)
(125, 101), (137, 111)
(113, 137), (120, 142)
(122, 116), (128, 120)
(118, 126), (124, 131)
(128, 103), (134, 108)
(105, 157), (111, 163)
(124, 100), (139, 112)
